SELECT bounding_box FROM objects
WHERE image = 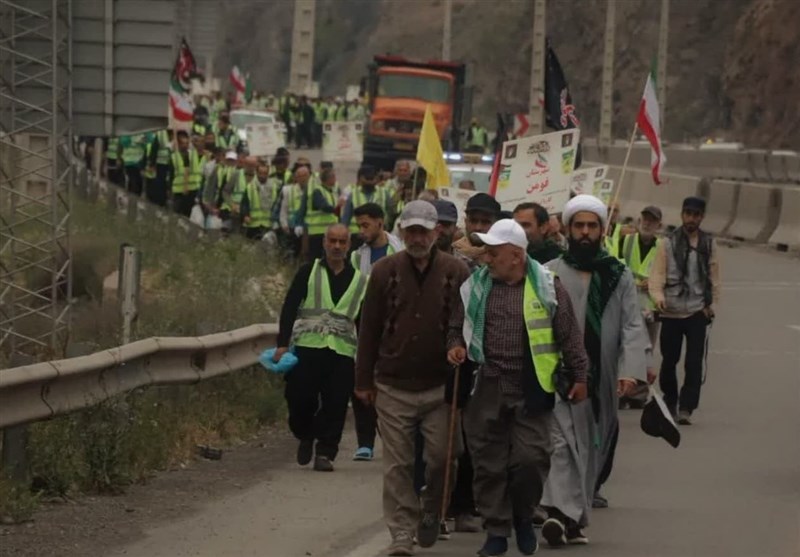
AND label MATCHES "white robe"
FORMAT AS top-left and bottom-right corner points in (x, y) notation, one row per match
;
(541, 259), (650, 526)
